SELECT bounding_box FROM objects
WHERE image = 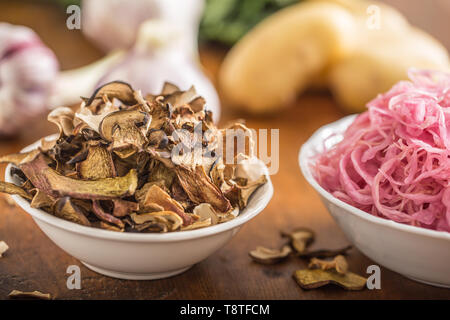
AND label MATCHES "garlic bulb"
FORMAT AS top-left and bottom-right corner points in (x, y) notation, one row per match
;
(96, 20), (221, 122)
(81, 0), (204, 57)
(0, 23), (58, 136)
(52, 20), (221, 122)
